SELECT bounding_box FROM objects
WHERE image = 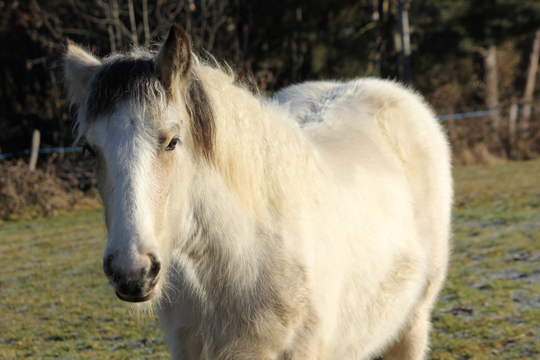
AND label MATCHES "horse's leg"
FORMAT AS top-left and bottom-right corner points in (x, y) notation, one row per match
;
(380, 307), (431, 360)
(381, 270), (446, 360)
